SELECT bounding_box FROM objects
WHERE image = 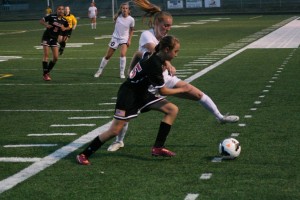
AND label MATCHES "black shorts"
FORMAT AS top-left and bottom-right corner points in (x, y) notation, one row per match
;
(60, 29), (73, 38)
(113, 82), (165, 120)
(41, 36), (58, 47)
